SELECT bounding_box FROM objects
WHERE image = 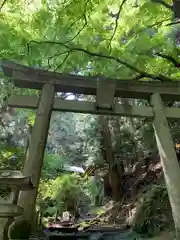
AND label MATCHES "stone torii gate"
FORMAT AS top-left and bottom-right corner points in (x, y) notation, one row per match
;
(1, 60), (180, 236)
